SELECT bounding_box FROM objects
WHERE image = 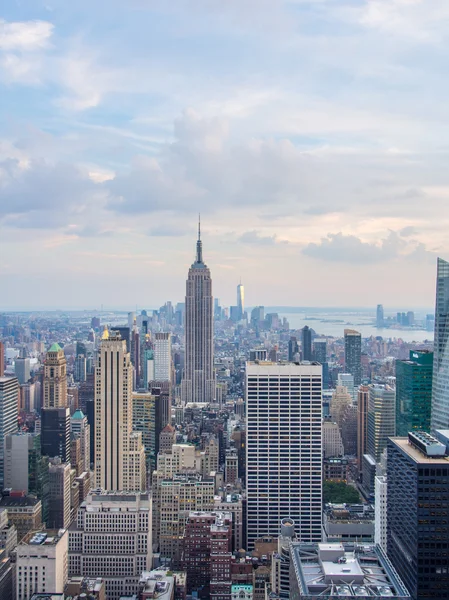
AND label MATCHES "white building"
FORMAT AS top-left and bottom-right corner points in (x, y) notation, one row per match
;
(4, 432), (40, 493)
(154, 333), (172, 382)
(95, 330), (146, 492)
(16, 529), (68, 600)
(323, 421), (344, 458)
(337, 373), (355, 400)
(68, 491), (152, 600)
(375, 475), (388, 553)
(246, 362), (322, 549)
